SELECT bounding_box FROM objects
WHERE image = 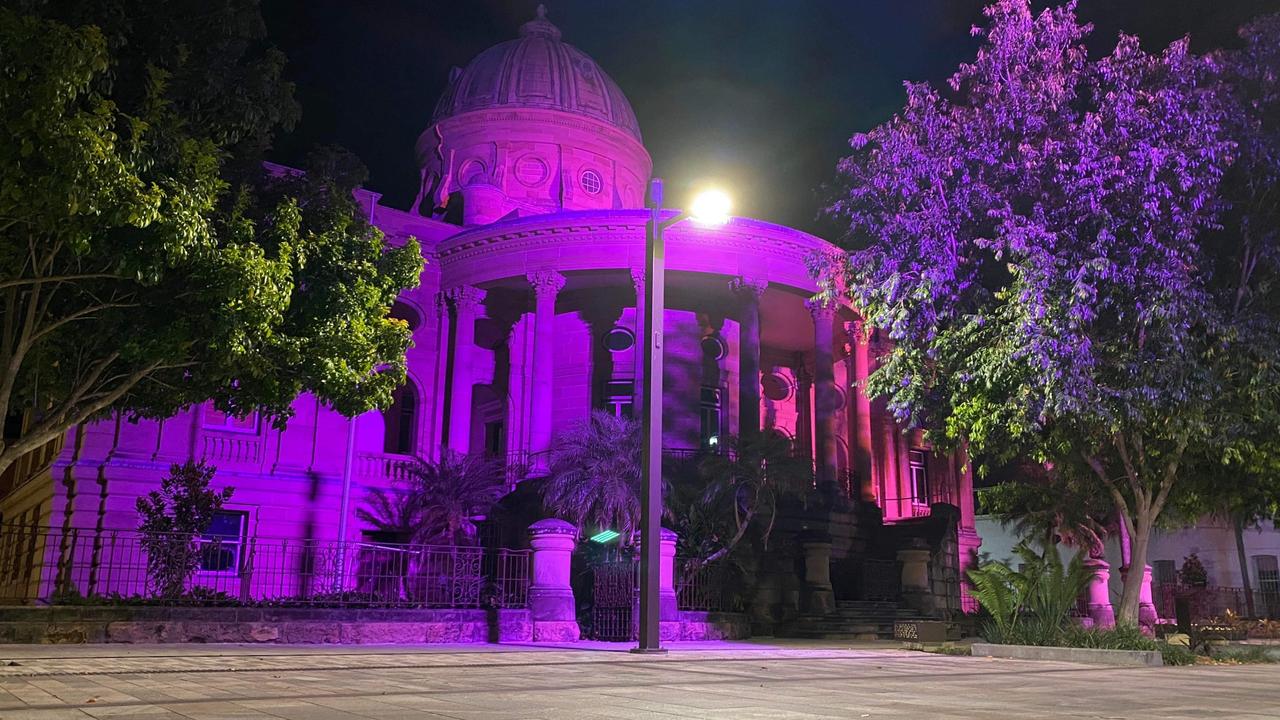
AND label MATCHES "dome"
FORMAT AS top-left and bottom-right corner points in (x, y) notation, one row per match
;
(429, 5), (642, 141)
